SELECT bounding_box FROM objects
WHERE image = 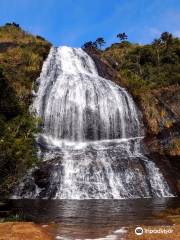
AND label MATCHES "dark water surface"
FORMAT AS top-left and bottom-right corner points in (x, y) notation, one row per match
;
(6, 197), (179, 239)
